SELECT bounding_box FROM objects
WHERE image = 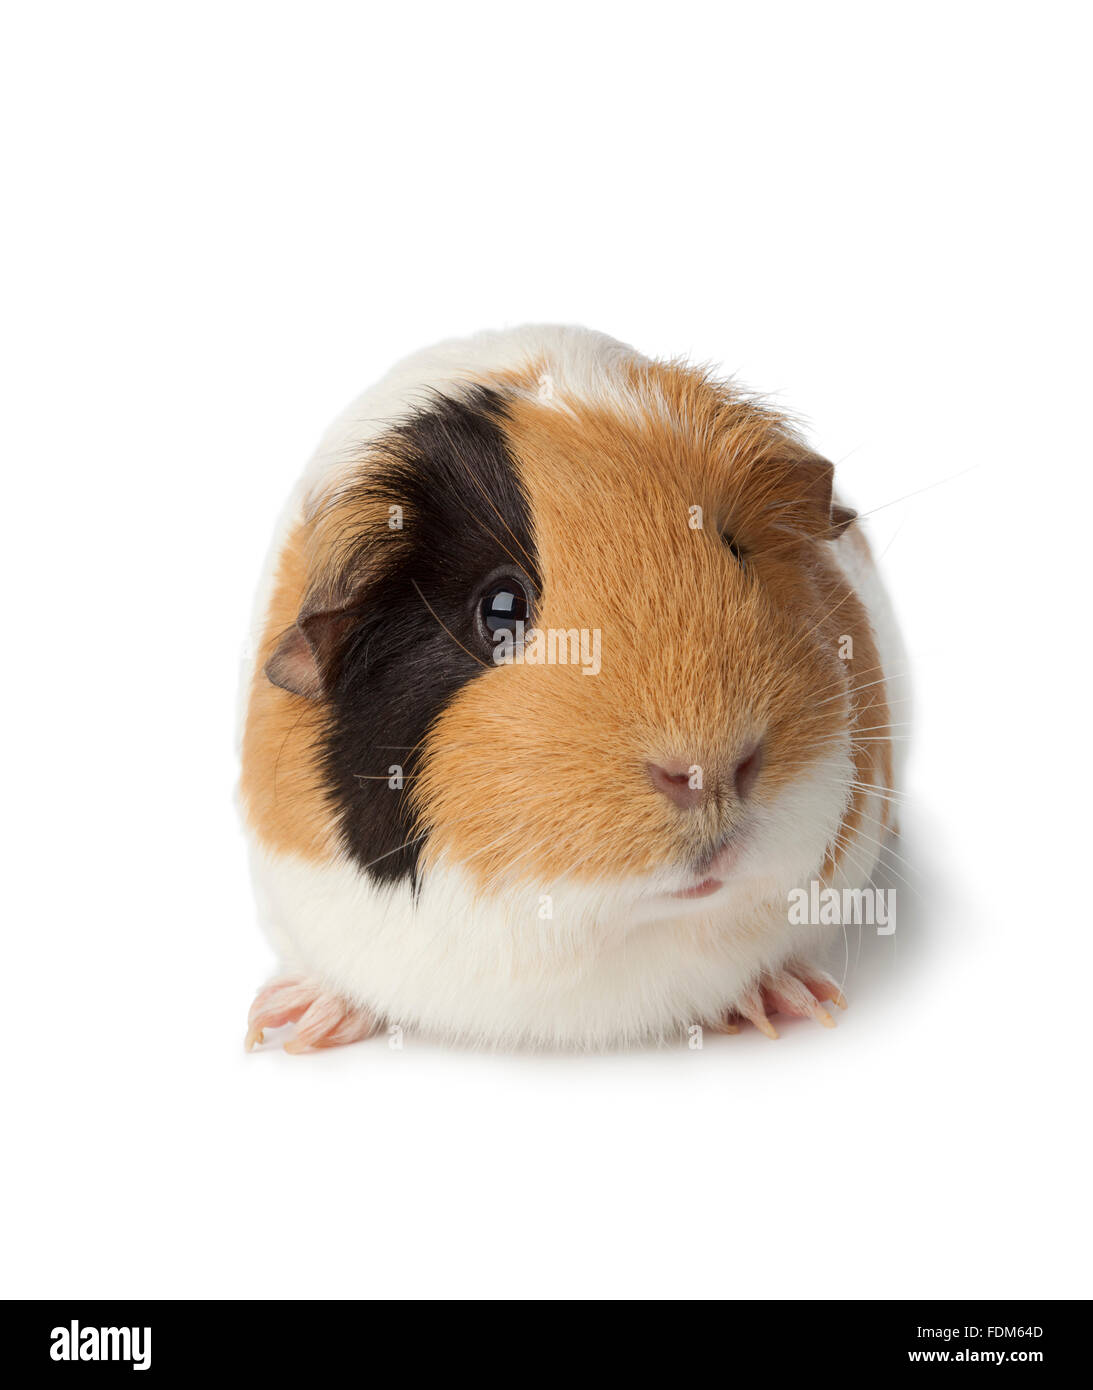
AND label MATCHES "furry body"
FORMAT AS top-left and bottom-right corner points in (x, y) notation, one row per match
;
(239, 326), (906, 1049)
